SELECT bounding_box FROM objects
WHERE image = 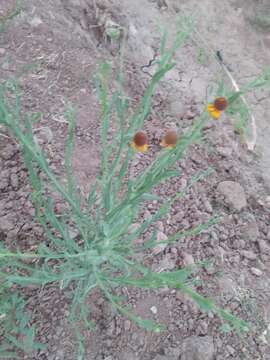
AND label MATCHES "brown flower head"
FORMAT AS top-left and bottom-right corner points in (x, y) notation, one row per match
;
(131, 131), (149, 153)
(160, 130), (178, 149)
(214, 97), (228, 111)
(207, 97), (228, 119)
